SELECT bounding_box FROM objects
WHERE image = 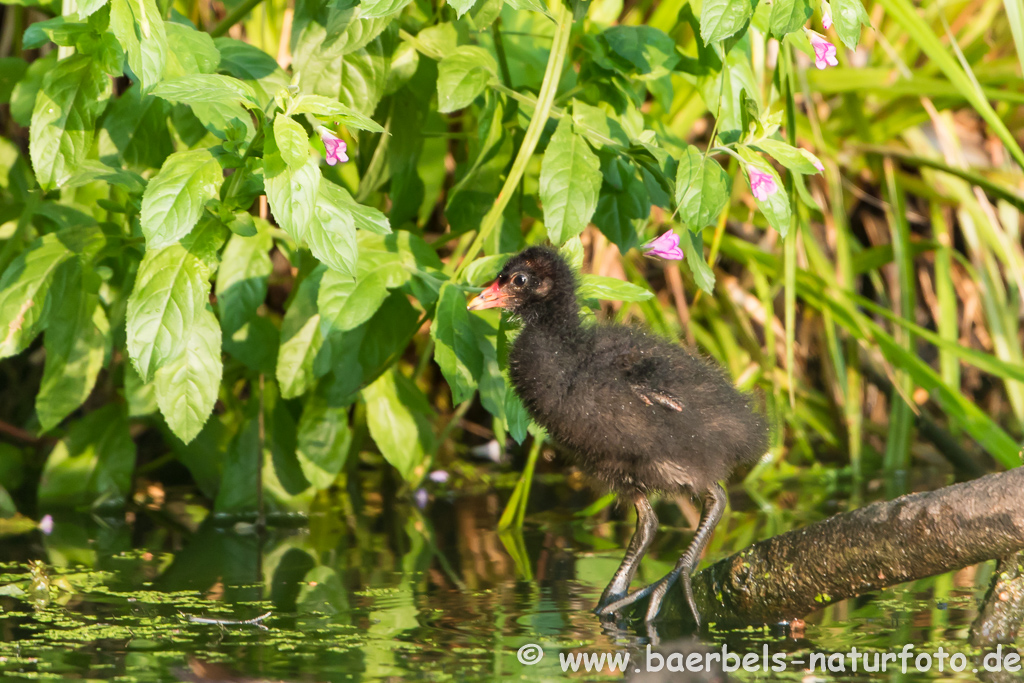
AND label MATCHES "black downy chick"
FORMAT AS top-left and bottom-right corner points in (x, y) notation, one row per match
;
(468, 246), (769, 624)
